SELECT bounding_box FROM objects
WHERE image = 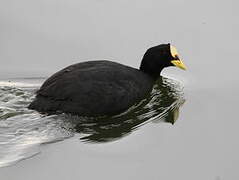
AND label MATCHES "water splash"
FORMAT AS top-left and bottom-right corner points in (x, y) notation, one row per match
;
(0, 82), (74, 167)
(0, 76), (185, 167)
